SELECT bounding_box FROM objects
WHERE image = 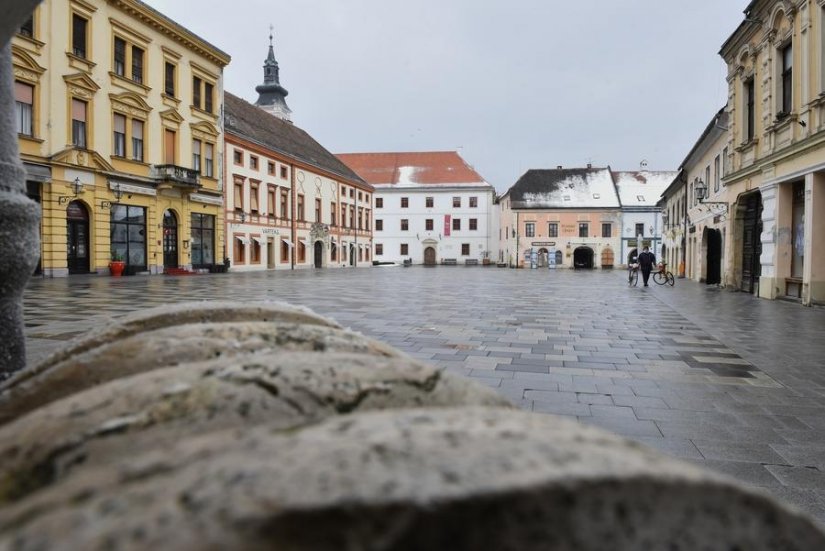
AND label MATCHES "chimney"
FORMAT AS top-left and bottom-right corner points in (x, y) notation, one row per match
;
(557, 165), (562, 170)
(587, 163), (592, 169)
